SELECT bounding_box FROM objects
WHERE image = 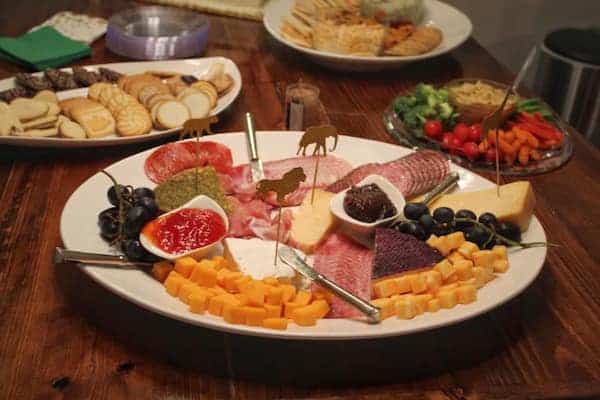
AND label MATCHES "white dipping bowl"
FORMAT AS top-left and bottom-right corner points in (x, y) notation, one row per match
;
(330, 175), (406, 239)
(140, 195), (229, 260)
